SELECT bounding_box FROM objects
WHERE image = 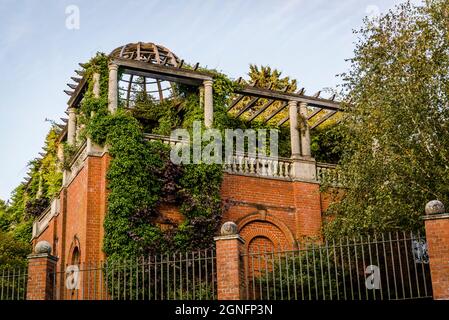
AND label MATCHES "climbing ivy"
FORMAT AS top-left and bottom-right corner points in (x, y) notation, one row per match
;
(77, 55), (342, 262)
